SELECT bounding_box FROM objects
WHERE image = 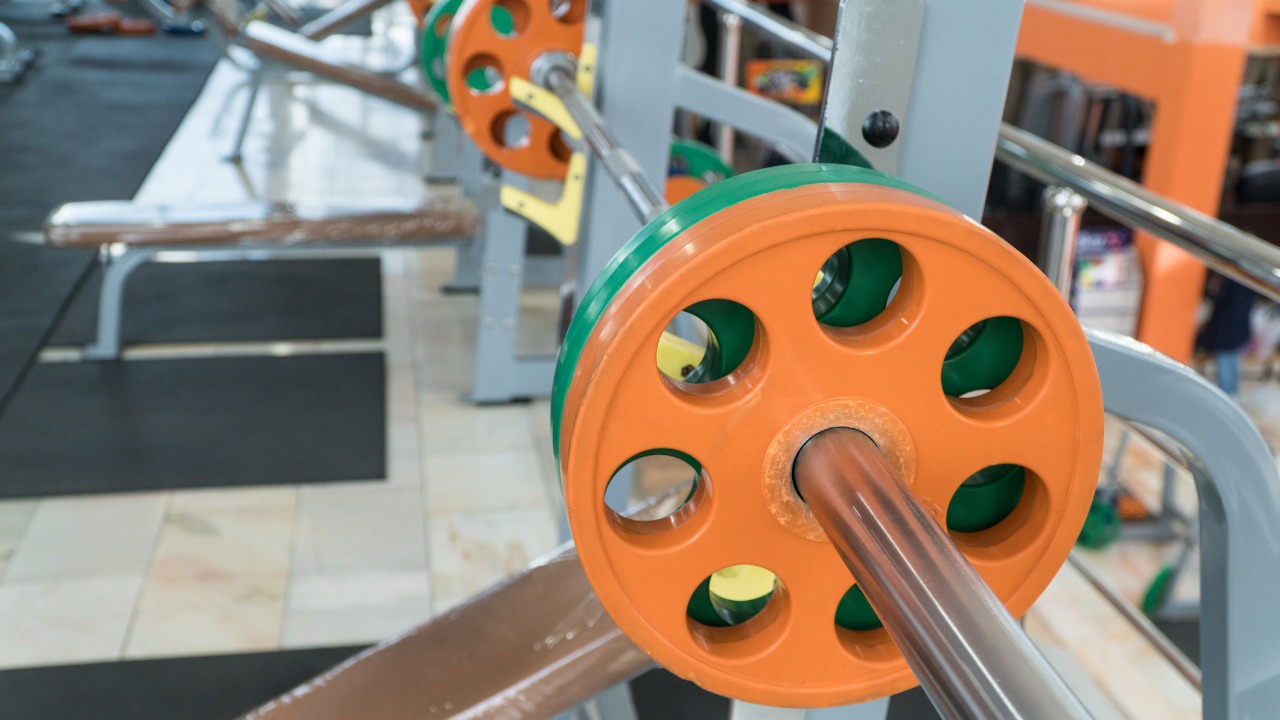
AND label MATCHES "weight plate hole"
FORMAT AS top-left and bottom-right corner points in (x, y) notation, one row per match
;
(491, 110), (531, 149)
(941, 316), (1027, 400)
(656, 301), (758, 389)
(491, 0), (527, 37)
(812, 239), (907, 330)
(834, 584), (882, 631)
(463, 54), (505, 96)
(947, 465), (1049, 554)
(548, 0), (583, 23)
(946, 464), (1027, 534)
(433, 11), (453, 37)
(605, 450), (706, 534)
(688, 565), (779, 628)
(549, 130), (572, 162)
